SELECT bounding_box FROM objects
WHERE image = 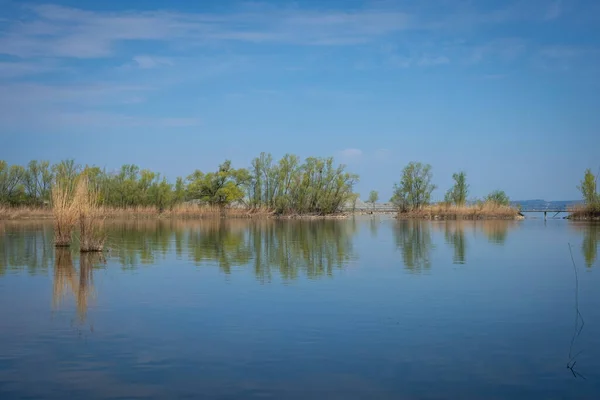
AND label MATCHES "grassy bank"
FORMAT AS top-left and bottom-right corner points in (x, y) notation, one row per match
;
(568, 204), (600, 220)
(0, 205), (350, 220)
(396, 202), (522, 220)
